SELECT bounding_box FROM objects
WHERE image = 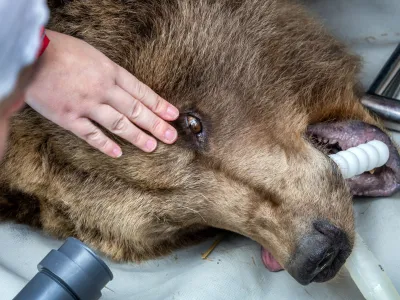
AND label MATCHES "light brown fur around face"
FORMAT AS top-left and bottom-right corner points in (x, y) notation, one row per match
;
(0, 0), (384, 267)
